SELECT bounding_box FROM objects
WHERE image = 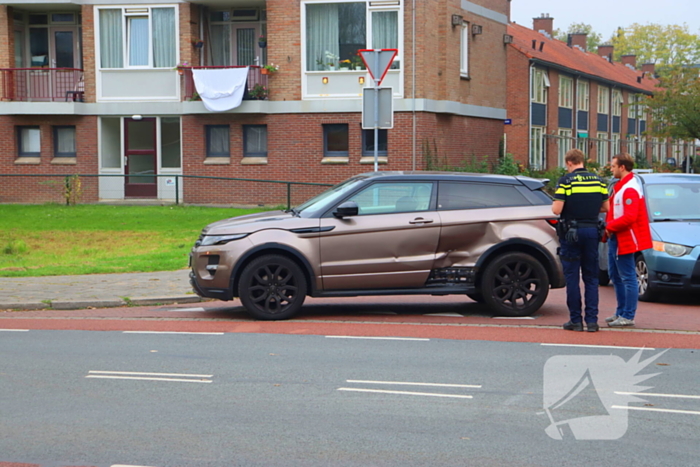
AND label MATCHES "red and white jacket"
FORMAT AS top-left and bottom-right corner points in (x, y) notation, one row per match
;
(605, 172), (653, 255)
